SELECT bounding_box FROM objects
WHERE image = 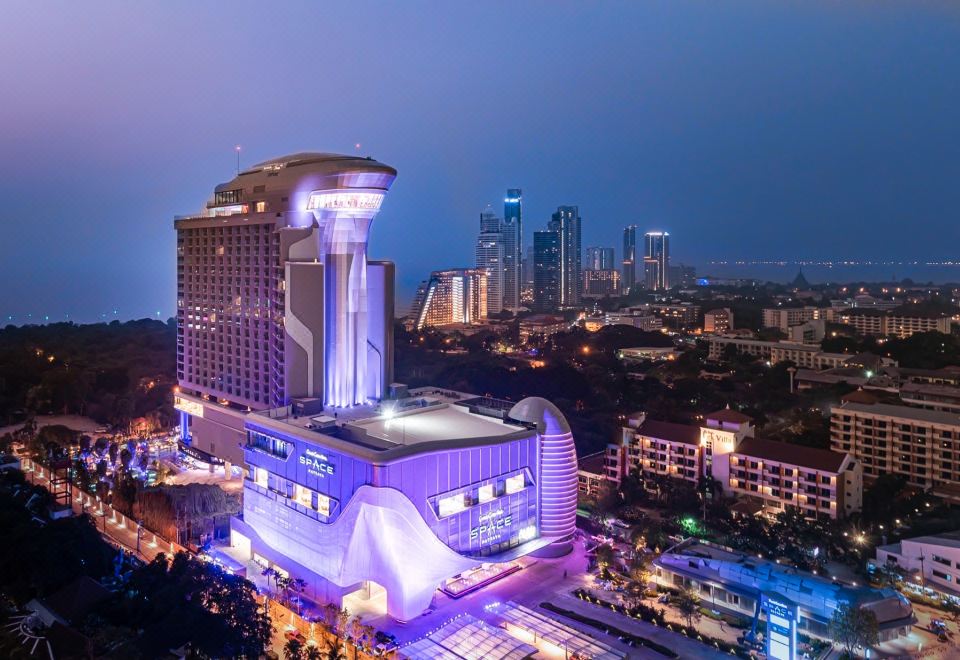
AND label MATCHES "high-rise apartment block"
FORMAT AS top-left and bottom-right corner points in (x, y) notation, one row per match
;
(643, 231), (670, 290)
(549, 206), (582, 307)
(411, 268), (488, 330)
(622, 225), (638, 293)
(475, 210), (504, 314)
